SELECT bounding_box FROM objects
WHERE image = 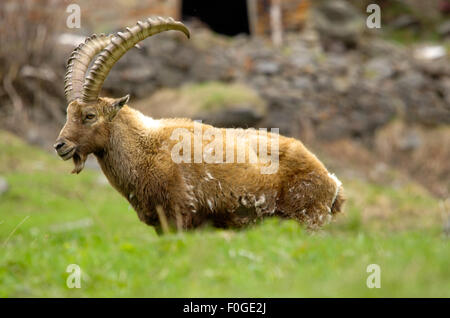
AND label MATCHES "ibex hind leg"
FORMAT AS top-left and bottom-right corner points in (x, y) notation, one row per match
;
(277, 181), (338, 228)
